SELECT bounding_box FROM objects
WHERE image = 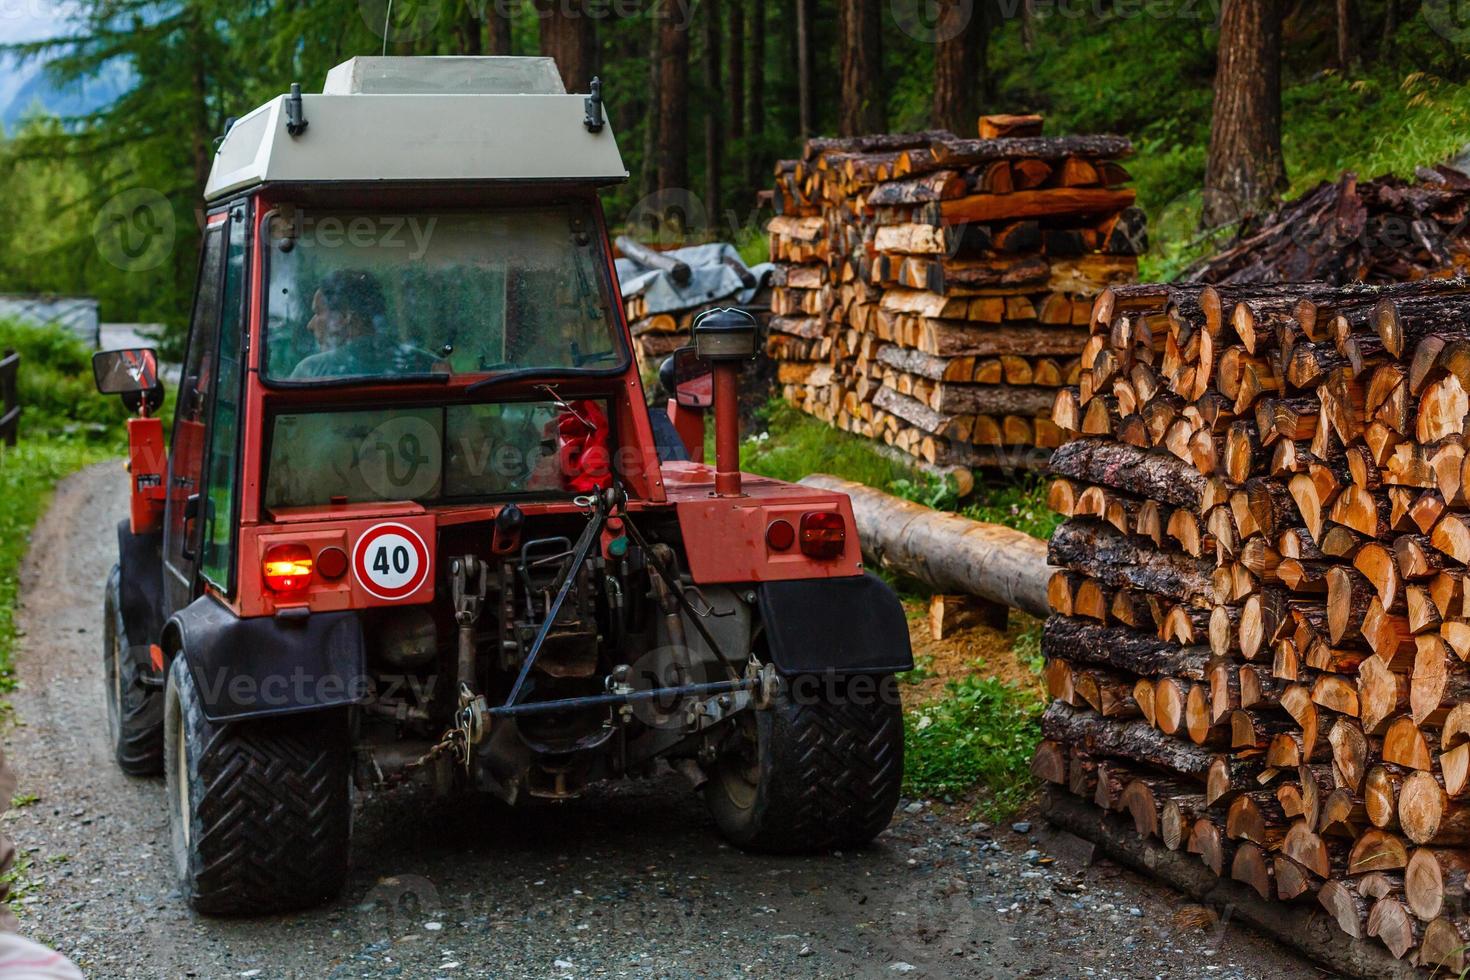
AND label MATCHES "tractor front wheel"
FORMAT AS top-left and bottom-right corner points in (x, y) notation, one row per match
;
(165, 656), (353, 915)
(705, 674), (903, 852)
(103, 565), (164, 775)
